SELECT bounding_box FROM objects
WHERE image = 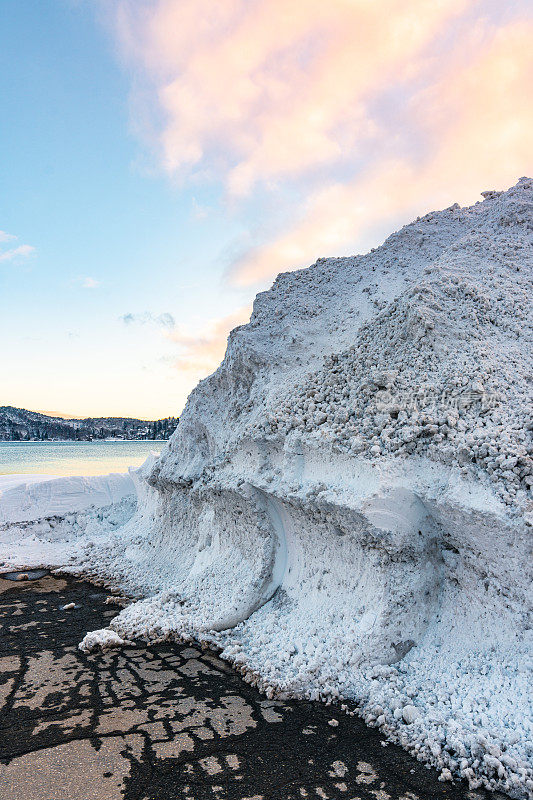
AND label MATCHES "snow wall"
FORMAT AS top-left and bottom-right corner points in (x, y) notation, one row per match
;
(14, 181), (533, 795)
(0, 473), (136, 570)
